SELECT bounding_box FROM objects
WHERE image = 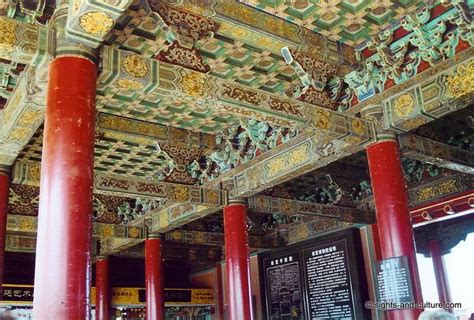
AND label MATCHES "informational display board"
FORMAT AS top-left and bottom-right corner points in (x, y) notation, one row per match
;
(303, 240), (353, 319)
(374, 256), (414, 308)
(259, 228), (370, 320)
(266, 252), (304, 319)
